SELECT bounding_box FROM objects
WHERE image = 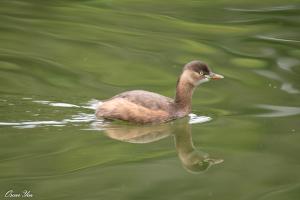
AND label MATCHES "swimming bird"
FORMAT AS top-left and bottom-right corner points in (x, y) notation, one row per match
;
(96, 60), (224, 124)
